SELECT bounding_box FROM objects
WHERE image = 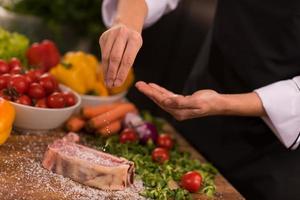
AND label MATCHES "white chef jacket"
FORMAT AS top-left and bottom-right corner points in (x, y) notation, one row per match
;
(102, 0), (300, 150)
